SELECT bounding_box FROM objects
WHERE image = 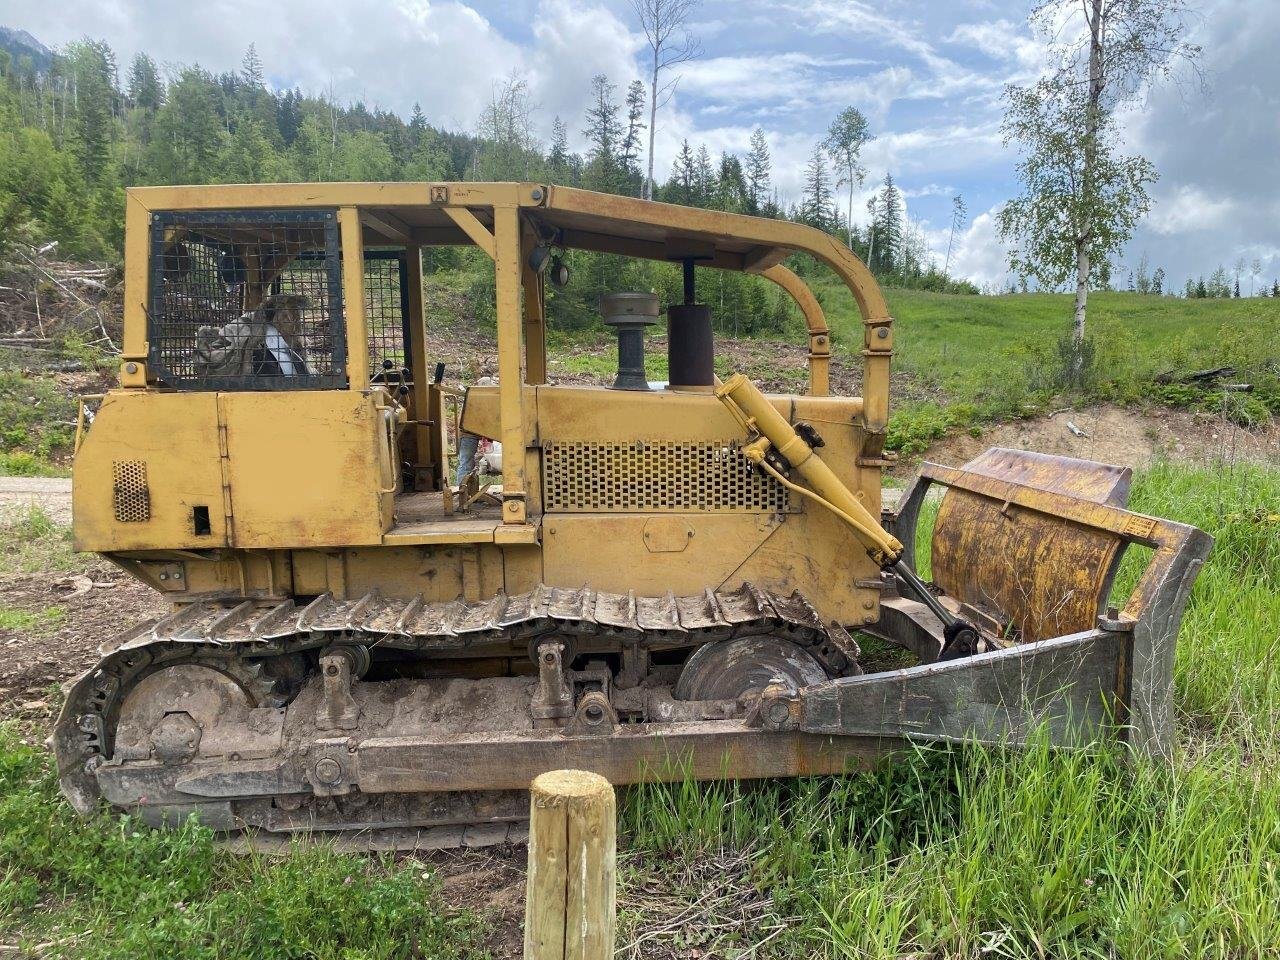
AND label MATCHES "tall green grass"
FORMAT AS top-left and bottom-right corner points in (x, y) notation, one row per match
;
(622, 460), (1280, 958)
(0, 732), (488, 958)
(1123, 462), (1280, 747)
